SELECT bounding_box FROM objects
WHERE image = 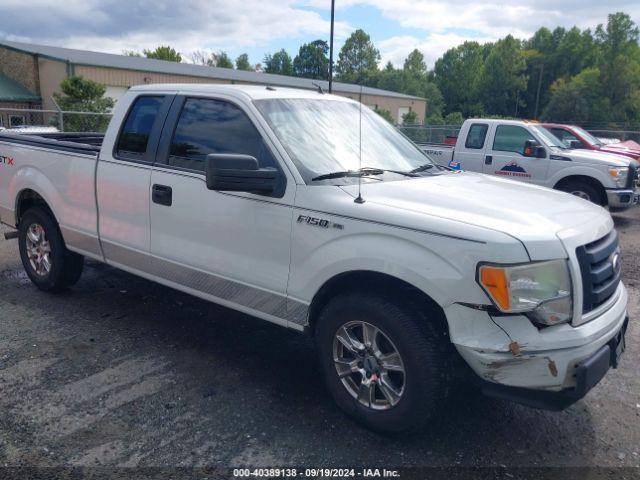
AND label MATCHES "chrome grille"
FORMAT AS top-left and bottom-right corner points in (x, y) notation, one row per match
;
(576, 230), (621, 314)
